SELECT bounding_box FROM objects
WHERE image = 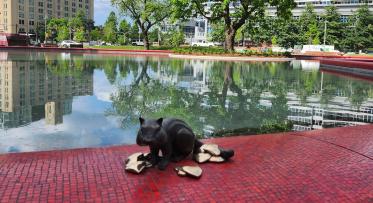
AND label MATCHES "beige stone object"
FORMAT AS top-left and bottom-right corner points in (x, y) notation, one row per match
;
(200, 144), (221, 156)
(194, 153), (212, 163)
(209, 156), (225, 163)
(125, 152), (143, 164)
(125, 161), (146, 174)
(181, 166), (203, 178)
